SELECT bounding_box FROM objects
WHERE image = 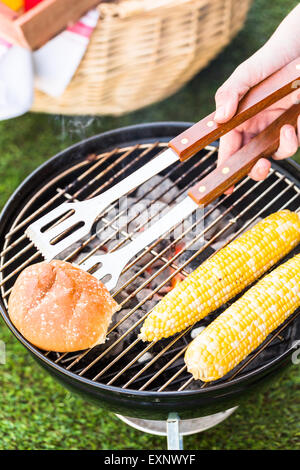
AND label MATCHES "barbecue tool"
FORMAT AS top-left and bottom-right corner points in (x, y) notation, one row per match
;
(81, 102), (300, 291)
(26, 58), (300, 260)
